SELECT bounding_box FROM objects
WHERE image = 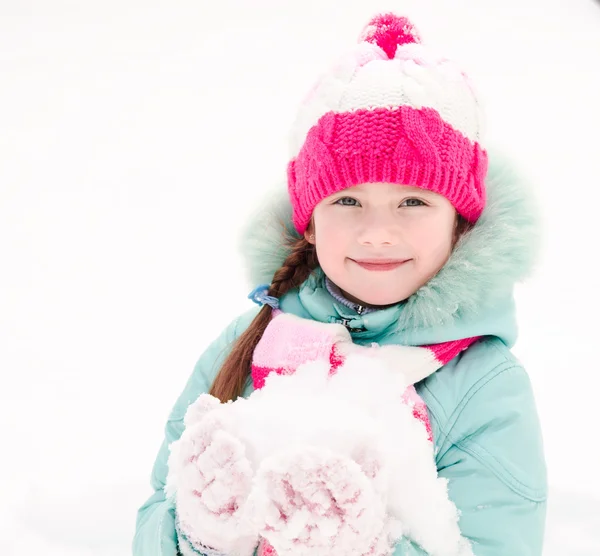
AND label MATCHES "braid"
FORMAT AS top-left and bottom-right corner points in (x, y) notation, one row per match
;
(209, 236), (318, 402)
(269, 237), (319, 298)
